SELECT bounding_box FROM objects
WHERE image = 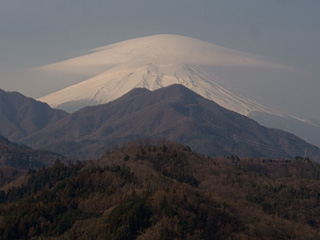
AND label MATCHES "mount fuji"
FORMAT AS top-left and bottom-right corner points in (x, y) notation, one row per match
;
(38, 34), (282, 114)
(37, 34), (320, 147)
